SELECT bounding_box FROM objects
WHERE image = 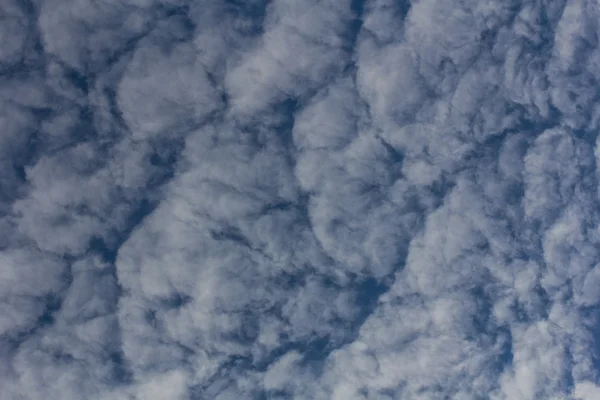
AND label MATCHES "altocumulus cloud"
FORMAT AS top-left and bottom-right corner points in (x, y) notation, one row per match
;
(2, 0), (600, 399)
